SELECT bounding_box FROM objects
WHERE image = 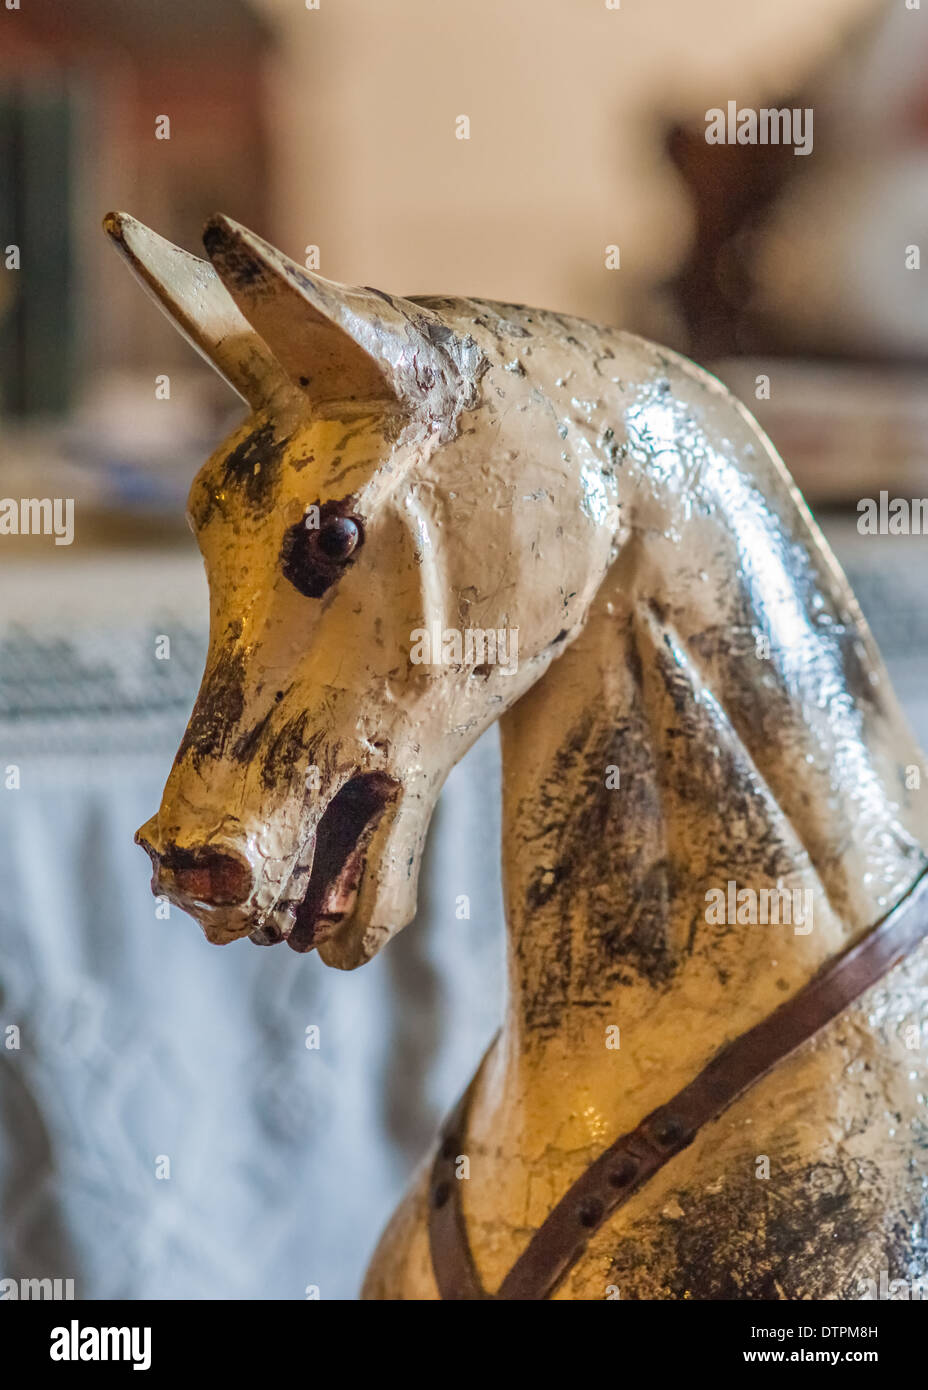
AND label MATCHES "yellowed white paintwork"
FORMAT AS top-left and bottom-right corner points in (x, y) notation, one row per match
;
(106, 212), (928, 1299)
